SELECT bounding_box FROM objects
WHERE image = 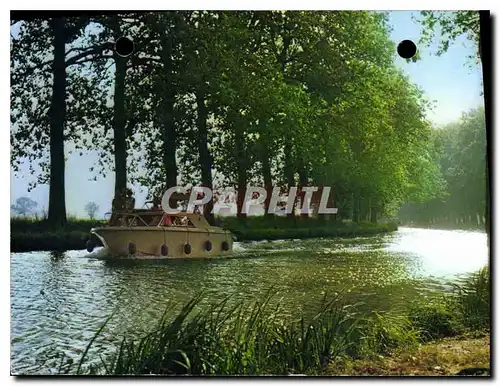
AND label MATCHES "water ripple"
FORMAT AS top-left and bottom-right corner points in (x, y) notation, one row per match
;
(10, 228), (488, 374)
